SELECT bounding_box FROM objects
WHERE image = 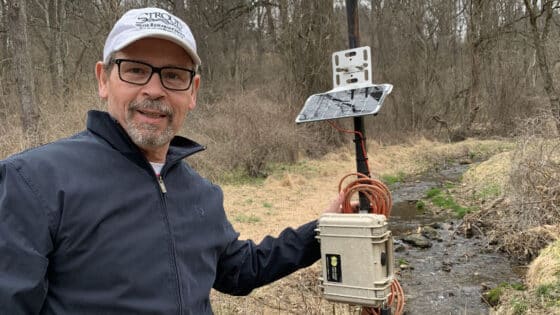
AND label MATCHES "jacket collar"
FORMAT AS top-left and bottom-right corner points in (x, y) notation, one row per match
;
(86, 110), (205, 166)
